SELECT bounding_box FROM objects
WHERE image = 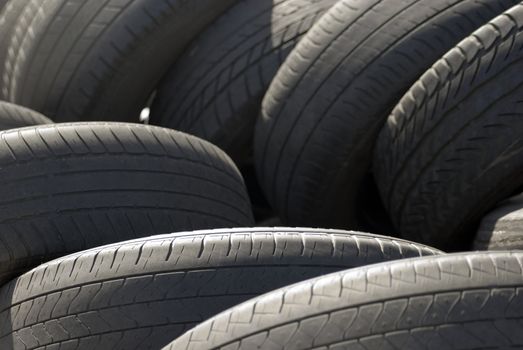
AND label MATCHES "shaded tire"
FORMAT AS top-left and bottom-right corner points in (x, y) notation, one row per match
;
(374, 3), (523, 250)
(0, 122), (253, 285)
(254, 0), (518, 229)
(0, 228), (441, 349)
(474, 193), (523, 250)
(0, 101), (53, 130)
(168, 251), (523, 350)
(150, 0), (337, 164)
(0, 0), (30, 99)
(3, 0), (238, 122)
